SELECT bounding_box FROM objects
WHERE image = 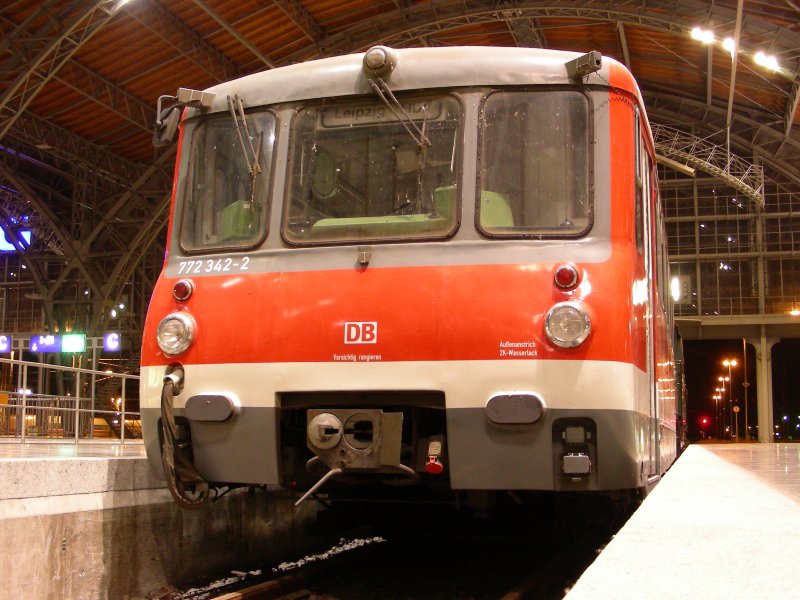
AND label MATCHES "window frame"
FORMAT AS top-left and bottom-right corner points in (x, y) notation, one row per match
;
(635, 106), (645, 255)
(280, 92), (465, 247)
(475, 87), (595, 240)
(177, 108), (278, 255)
